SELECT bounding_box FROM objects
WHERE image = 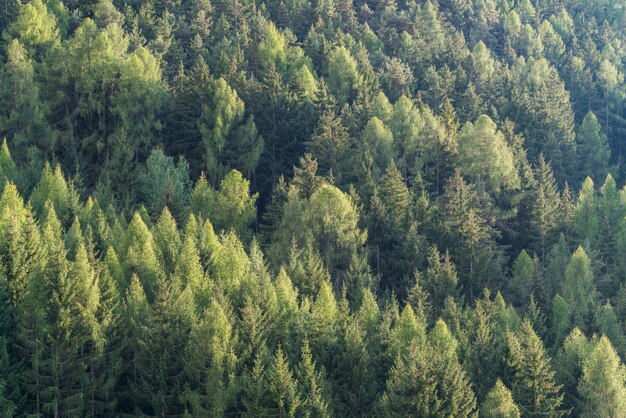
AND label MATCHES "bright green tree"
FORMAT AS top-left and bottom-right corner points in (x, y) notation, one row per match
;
(576, 112), (610, 184)
(507, 320), (565, 417)
(481, 379), (521, 418)
(562, 247), (597, 331)
(508, 250), (535, 308)
(327, 46), (362, 105)
(458, 114), (520, 193)
(577, 336), (626, 417)
(138, 149), (191, 221)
